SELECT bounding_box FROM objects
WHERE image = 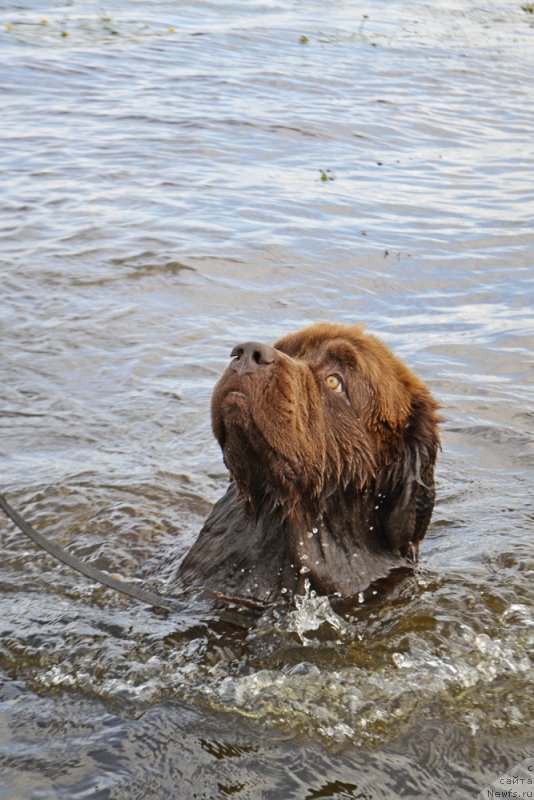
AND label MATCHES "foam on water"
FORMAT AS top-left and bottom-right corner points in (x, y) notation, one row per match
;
(15, 575), (530, 747)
